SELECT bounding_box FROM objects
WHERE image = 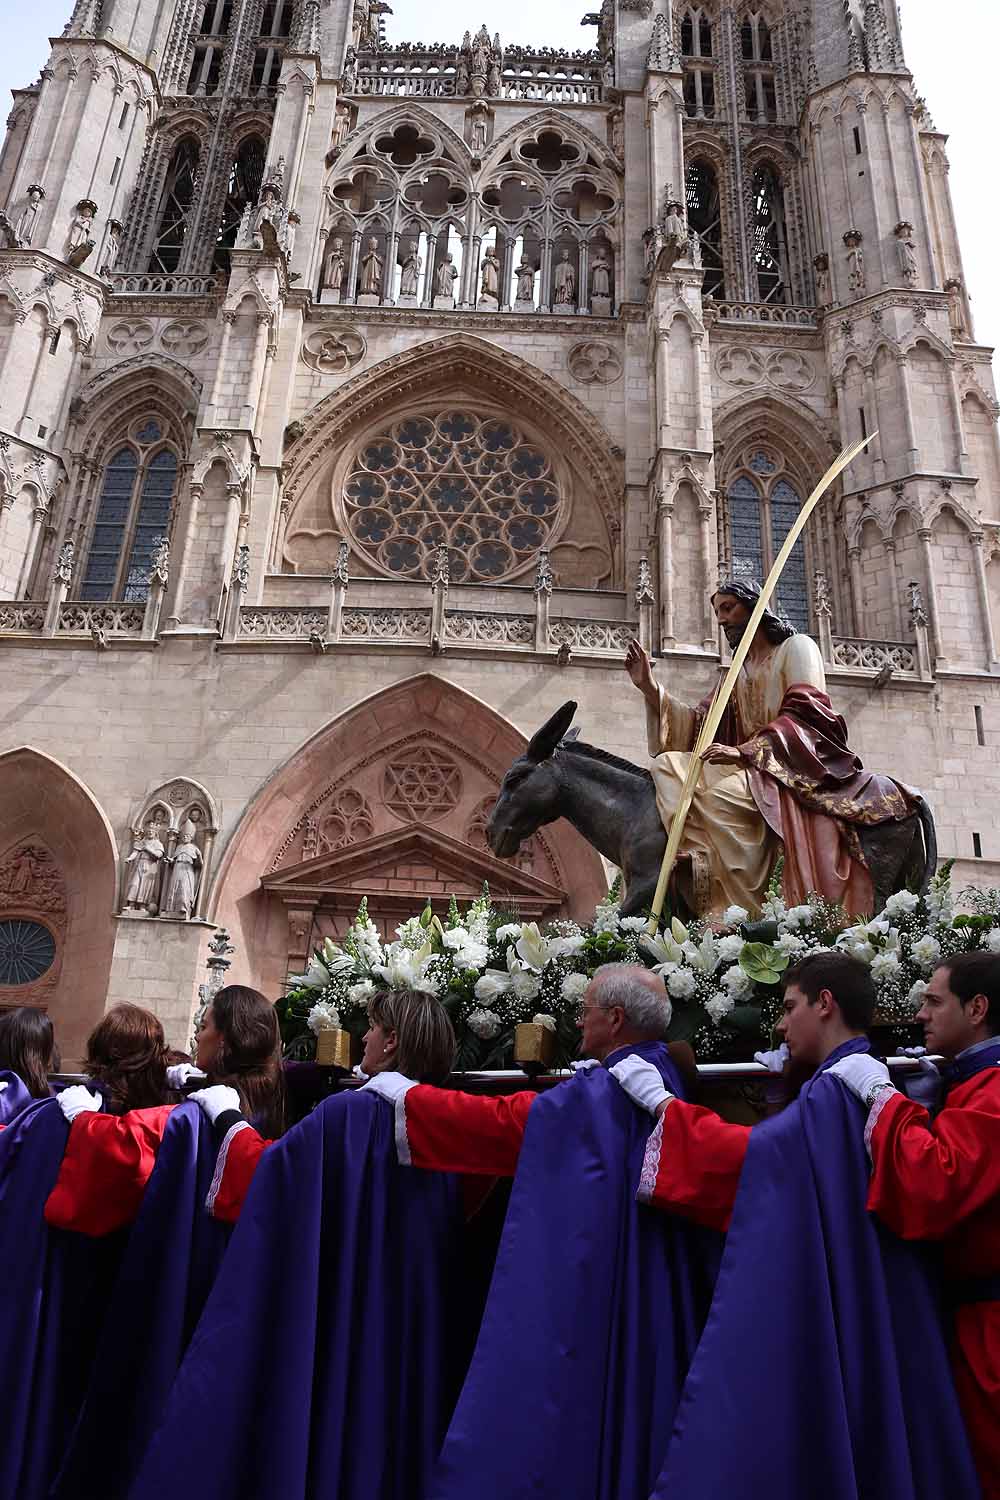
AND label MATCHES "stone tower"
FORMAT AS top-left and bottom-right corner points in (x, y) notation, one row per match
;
(0, 0), (998, 1058)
